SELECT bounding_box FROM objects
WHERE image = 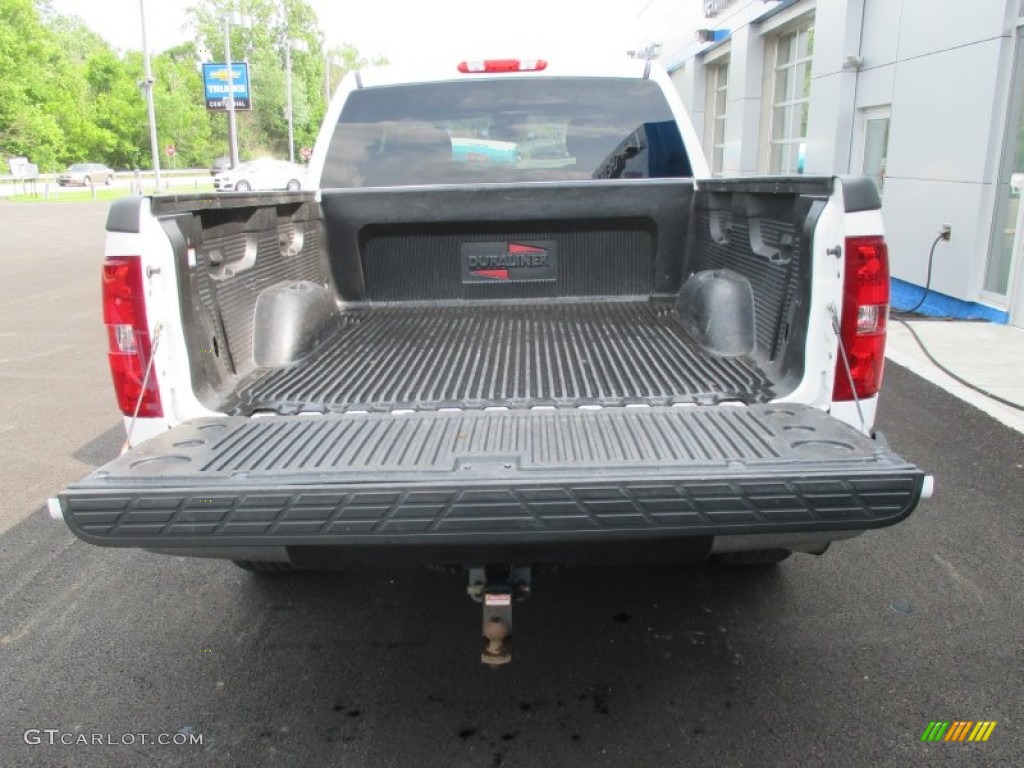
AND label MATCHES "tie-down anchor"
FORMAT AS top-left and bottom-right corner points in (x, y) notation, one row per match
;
(467, 565), (532, 666)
